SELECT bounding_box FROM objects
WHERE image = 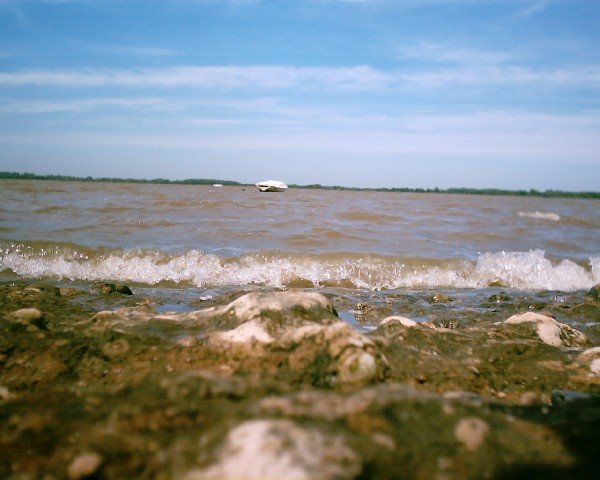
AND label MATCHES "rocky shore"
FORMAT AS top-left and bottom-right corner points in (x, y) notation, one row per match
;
(1, 282), (599, 479)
